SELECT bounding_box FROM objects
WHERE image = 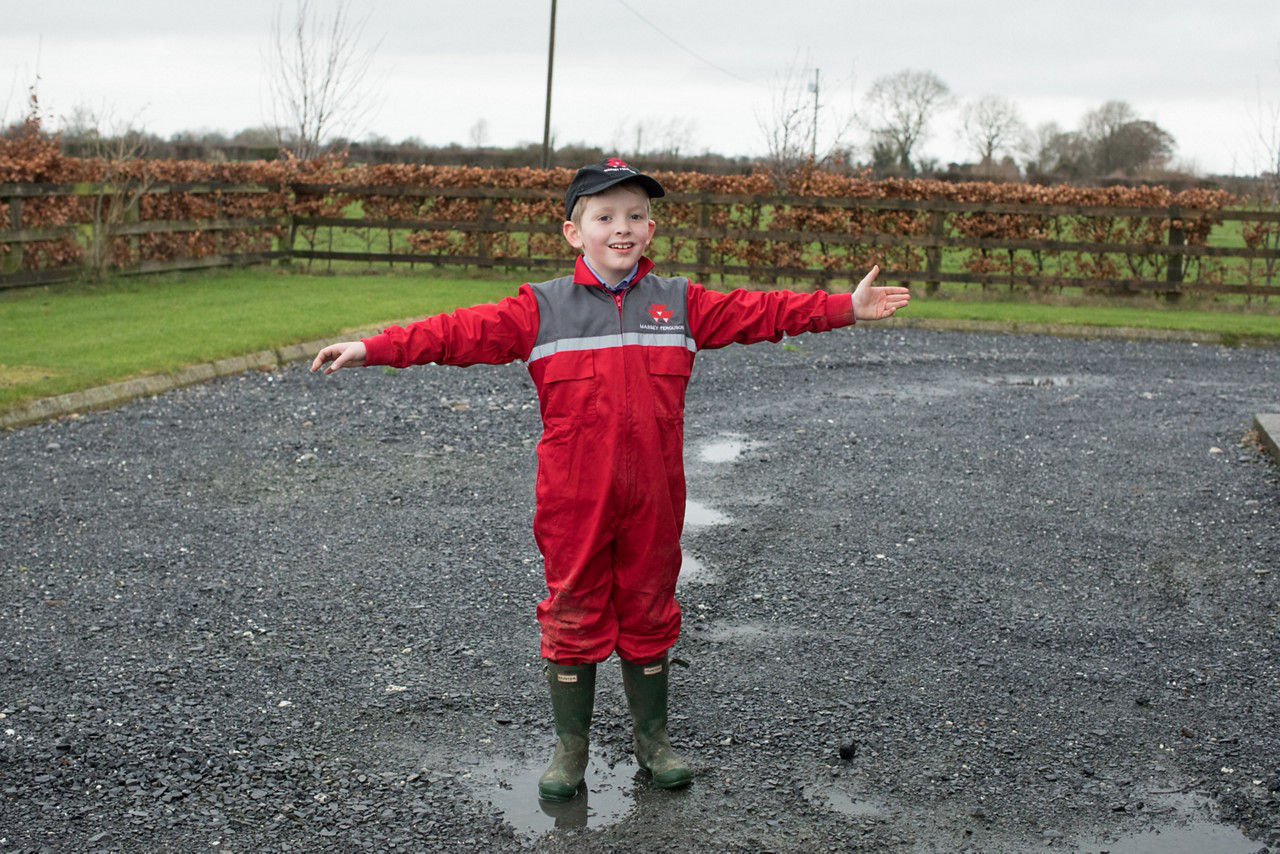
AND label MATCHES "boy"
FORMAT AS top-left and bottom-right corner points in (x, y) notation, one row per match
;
(311, 159), (910, 801)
